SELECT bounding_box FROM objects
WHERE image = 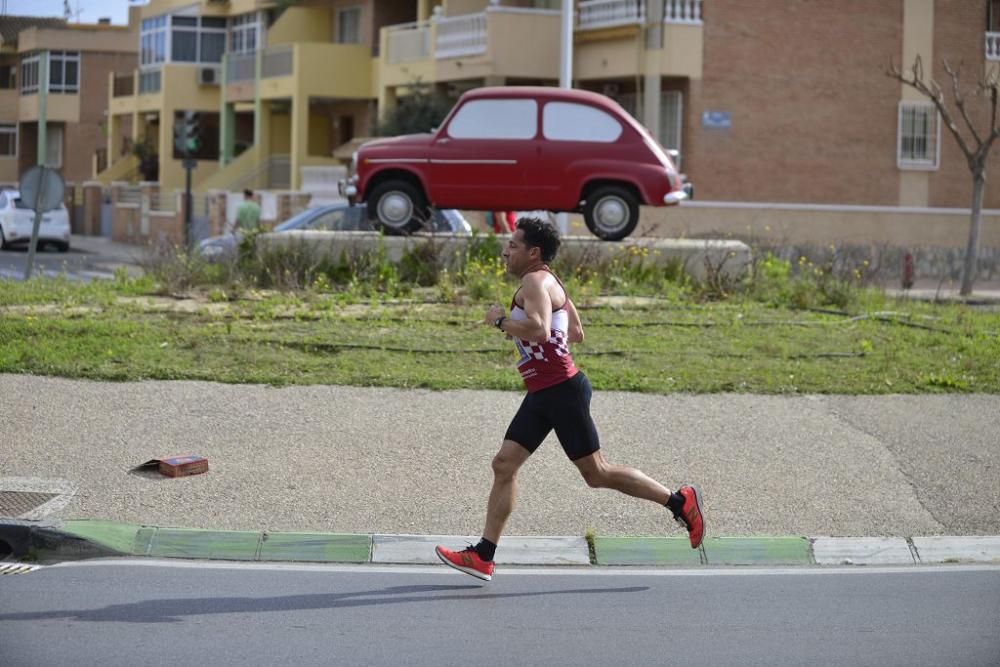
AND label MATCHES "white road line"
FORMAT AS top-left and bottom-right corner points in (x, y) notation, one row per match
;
(49, 558), (1000, 577)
